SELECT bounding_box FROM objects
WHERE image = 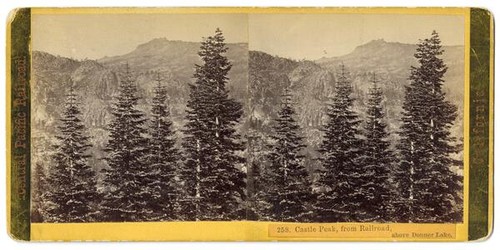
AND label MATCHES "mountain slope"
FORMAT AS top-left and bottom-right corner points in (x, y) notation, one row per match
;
(316, 39), (464, 136)
(98, 38), (249, 103)
(32, 40), (249, 172)
(32, 38), (464, 176)
(248, 41), (464, 174)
